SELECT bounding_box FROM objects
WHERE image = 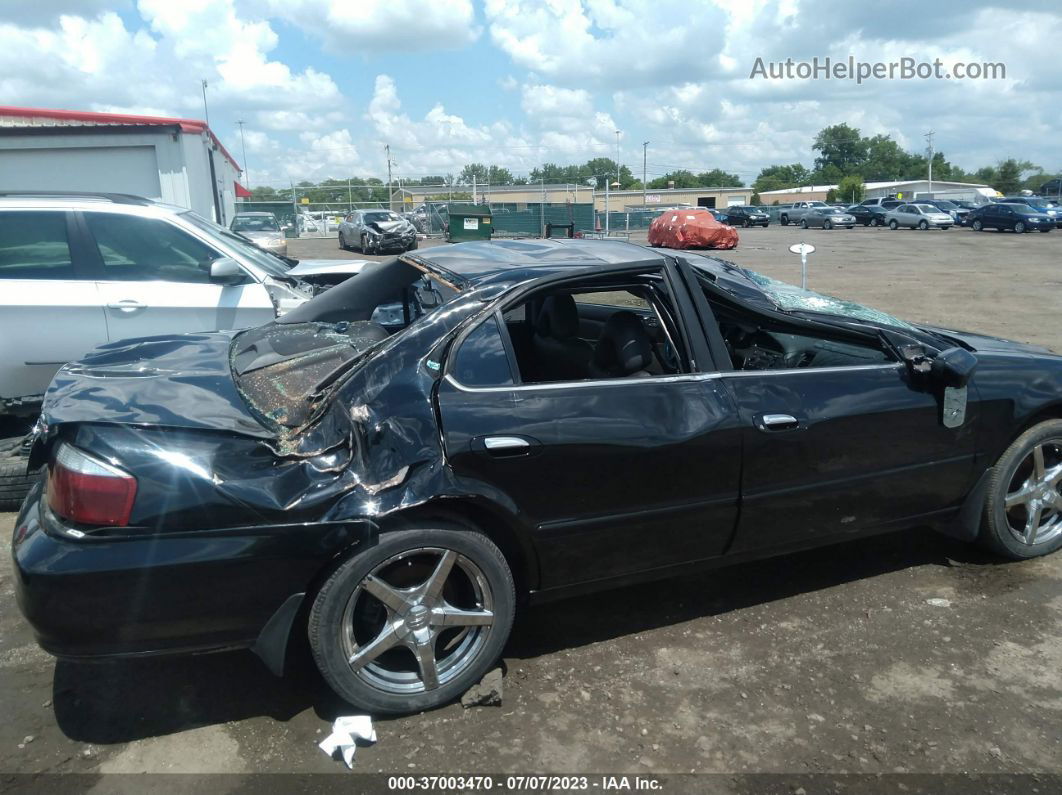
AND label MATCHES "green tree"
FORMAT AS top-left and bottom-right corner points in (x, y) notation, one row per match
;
(458, 163), (516, 185)
(837, 175), (865, 204)
(825, 188), (838, 203)
(812, 123), (868, 174)
(697, 168), (743, 187)
(993, 159), (1025, 194)
(752, 163), (811, 194)
(648, 169), (700, 189)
